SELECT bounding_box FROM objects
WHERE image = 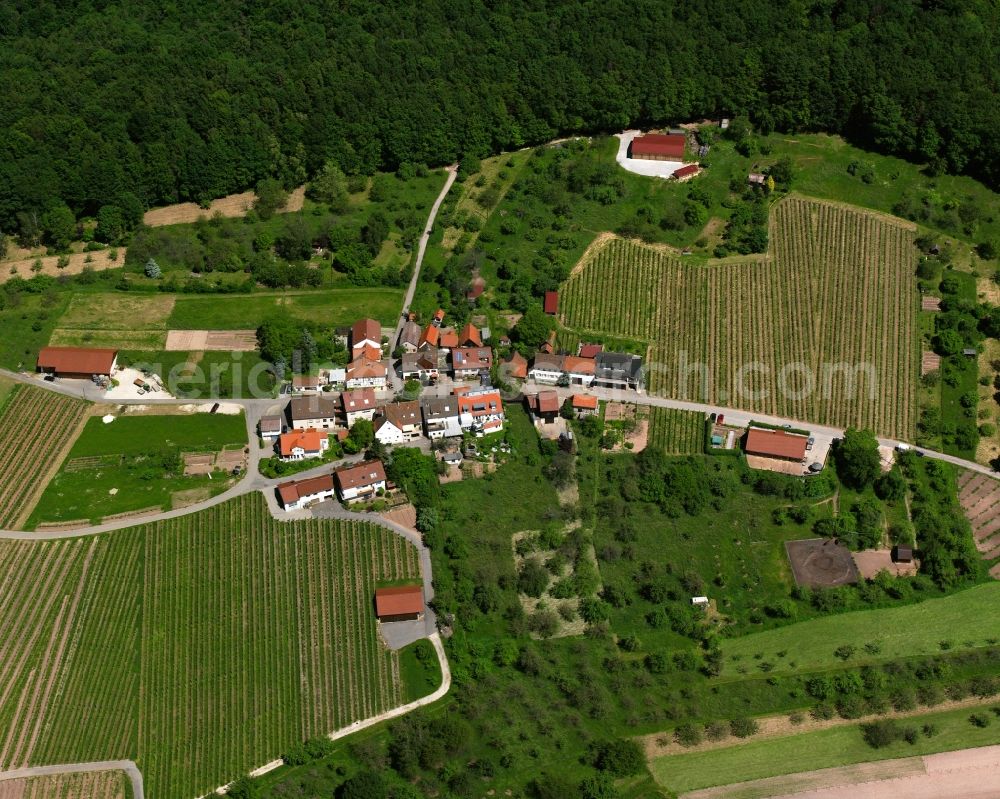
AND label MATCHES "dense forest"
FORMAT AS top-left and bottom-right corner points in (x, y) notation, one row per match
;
(1, 0), (998, 233)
